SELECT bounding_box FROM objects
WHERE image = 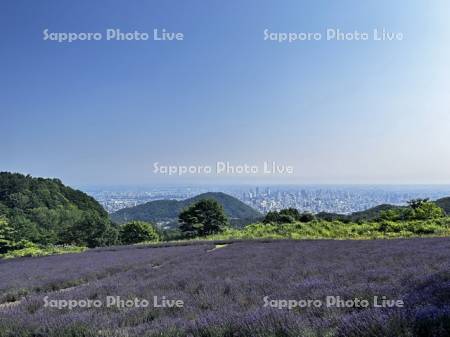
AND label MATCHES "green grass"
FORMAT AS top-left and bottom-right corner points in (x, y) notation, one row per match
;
(206, 218), (450, 241)
(0, 244), (86, 259)
(3, 218), (450, 259)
